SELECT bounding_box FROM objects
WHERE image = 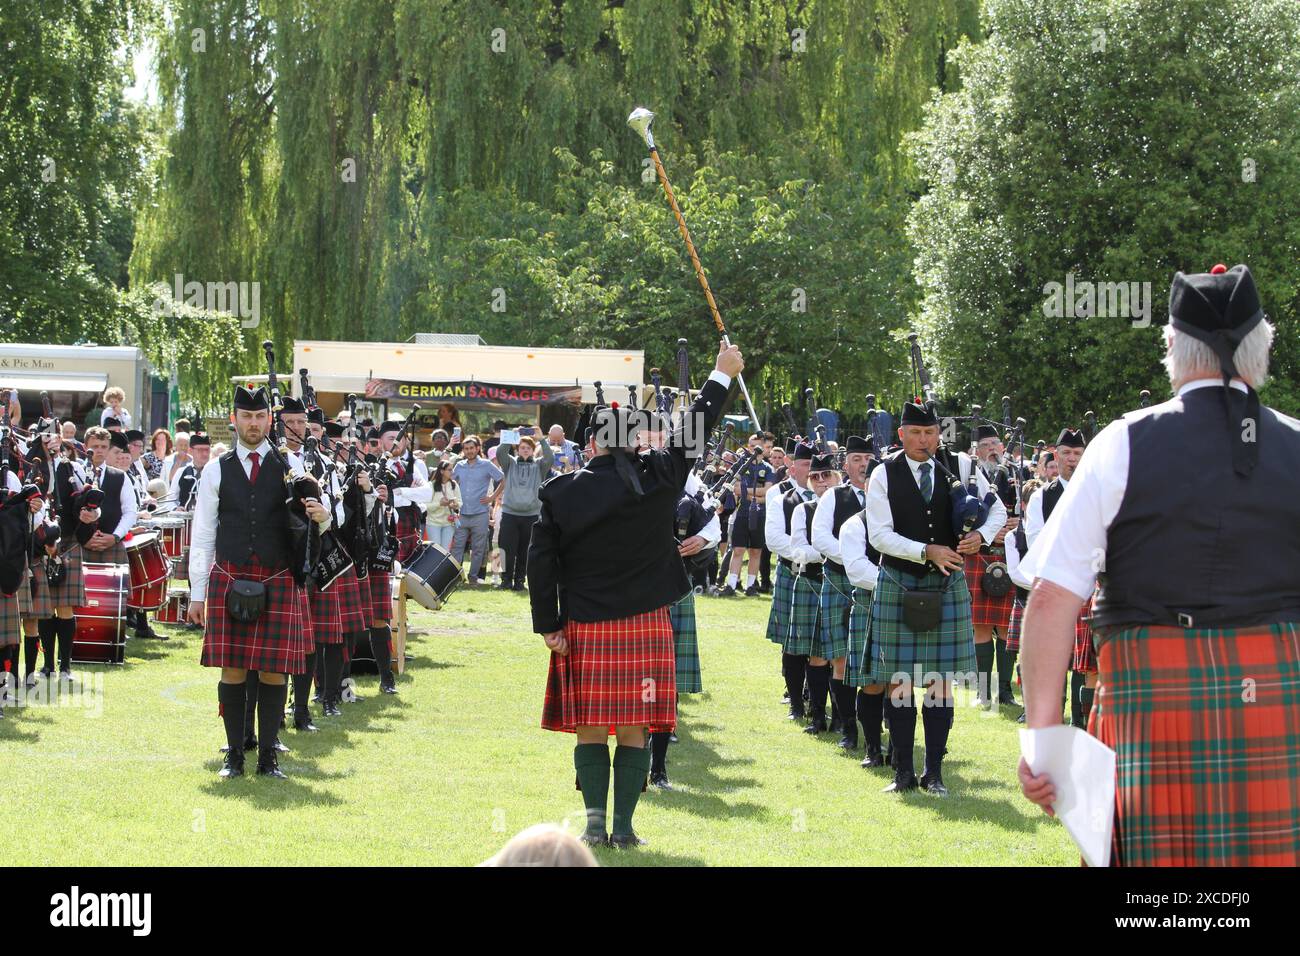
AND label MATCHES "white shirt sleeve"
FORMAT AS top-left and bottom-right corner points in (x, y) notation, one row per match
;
(764, 492), (794, 559)
(839, 511), (878, 591)
(113, 471), (137, 537)
(1006, 535), (1033, 590)
(187, 462), (222, 602)
(1018, 420), (1129, 601)
(788, 502), (824, 568)
(865, 462), (928, 564)
(810, 487), (843, 562)
(5, 471), (21, 494)
(1023, 487), (1047, 551)
(697, 511), (721, 548)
